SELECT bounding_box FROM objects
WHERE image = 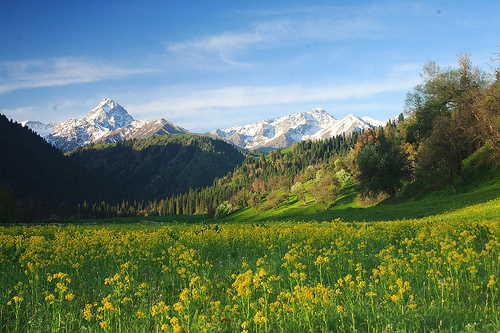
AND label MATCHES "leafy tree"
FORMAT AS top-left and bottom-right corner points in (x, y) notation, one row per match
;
(249, 193), (261, 213)
(230, 189), (251, 209)
(356, 129), (411, 197)
(416, 114), (477, 194)
(315, 172), (340, 210)
(214, 201), (234, 219)
(265, 189), (287, 210)
(291, 182), (306, 205)
(335, 168), (352, 188)
(404, 53), (489, 143)
(405, 53), (489, 191)
(471, 68), (500, 166)
(251, 178), (266, 194)
(268, 175), (291, 201)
